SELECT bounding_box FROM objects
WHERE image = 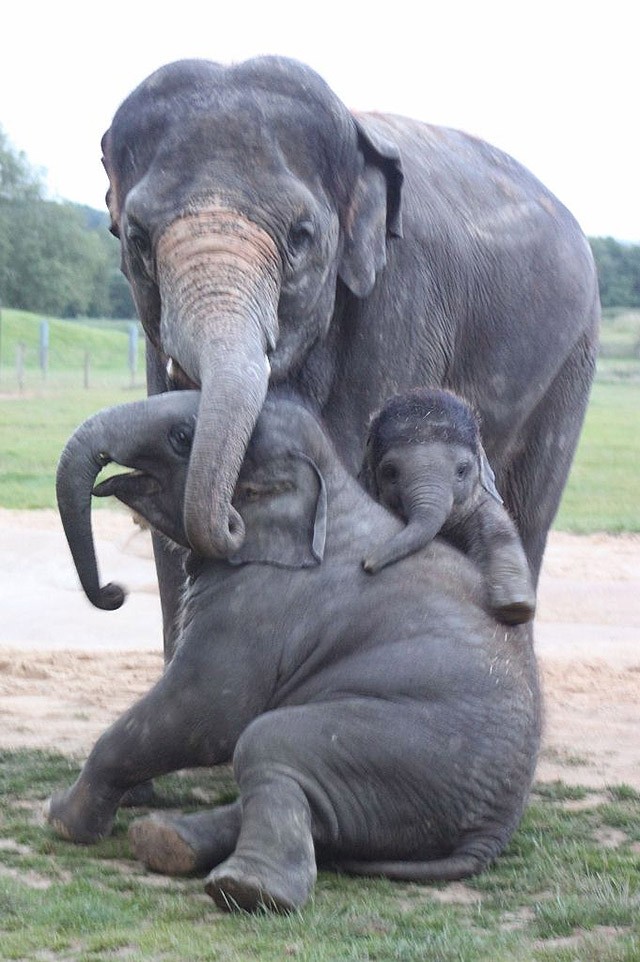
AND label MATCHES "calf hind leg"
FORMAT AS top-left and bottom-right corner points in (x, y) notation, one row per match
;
(129, 803), (242, 876)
